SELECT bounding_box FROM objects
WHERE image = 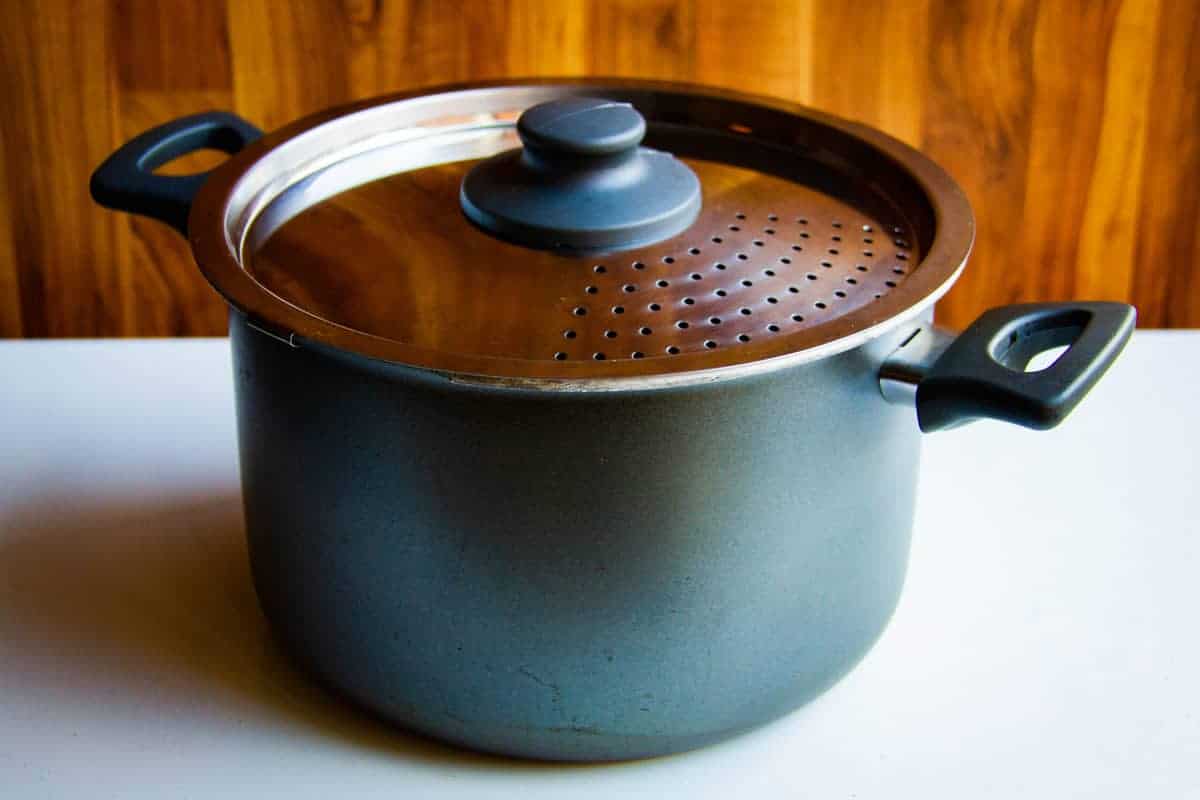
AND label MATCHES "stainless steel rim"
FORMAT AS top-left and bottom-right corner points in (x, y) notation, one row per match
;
(189, 79), (975, 390)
